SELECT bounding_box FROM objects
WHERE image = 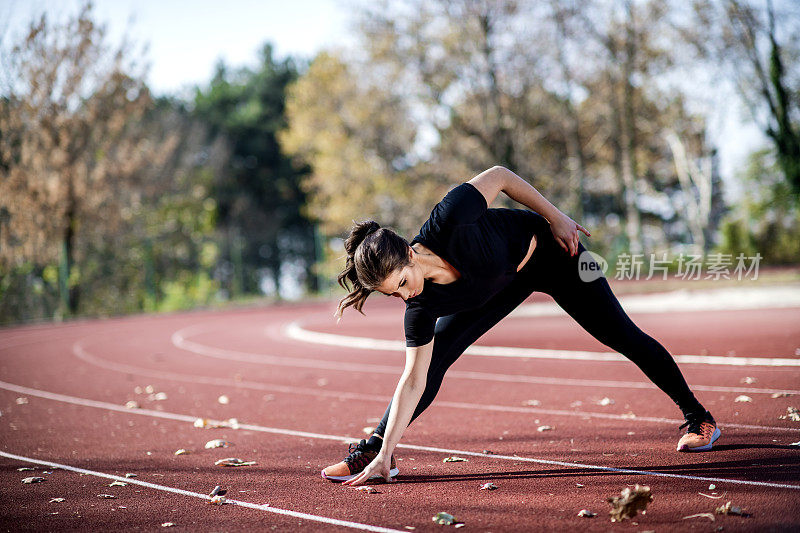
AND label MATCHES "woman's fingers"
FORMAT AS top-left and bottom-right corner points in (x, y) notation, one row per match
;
(578, 224), (591, 237)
